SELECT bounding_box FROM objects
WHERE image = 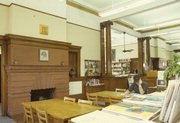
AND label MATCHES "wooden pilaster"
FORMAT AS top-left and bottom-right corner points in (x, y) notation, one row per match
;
(138, 38), (145, 75)
(105, 21), (113, 76)
(146, 37), (151, 71)
(100, 23), (105, 75)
